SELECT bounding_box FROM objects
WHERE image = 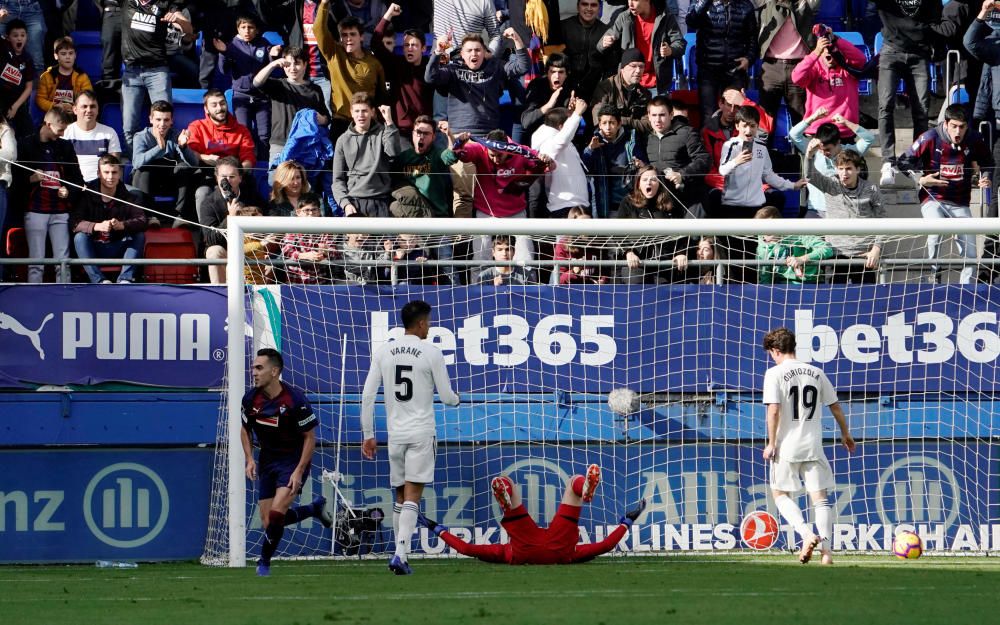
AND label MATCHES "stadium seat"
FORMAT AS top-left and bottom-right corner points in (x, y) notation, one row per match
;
(143, 228), (199, 284)
(76, 0), (102, 31)
(816, 0), (848, 30)
(171, 88), (207, 129)
(70, 31), (103, 83)
(98, 101), (127, 151)
(773, 104), (793, 154)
